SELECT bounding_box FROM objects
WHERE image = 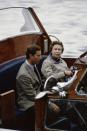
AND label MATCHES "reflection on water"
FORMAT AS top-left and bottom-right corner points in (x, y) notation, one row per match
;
(0, 0), (87, 57)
